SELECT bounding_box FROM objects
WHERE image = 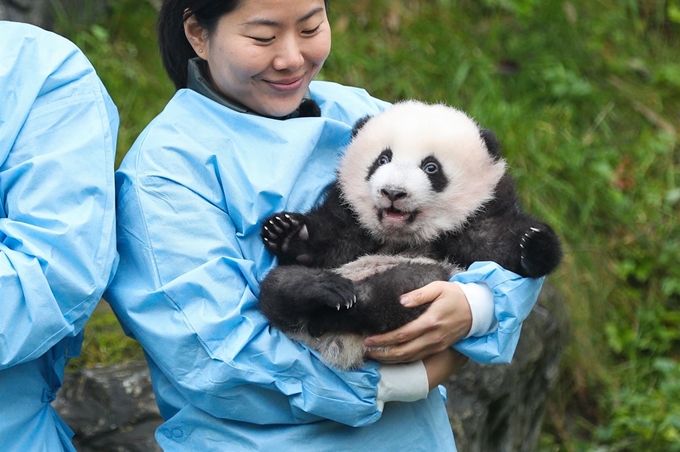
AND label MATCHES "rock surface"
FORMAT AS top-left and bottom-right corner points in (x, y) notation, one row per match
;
(0, 0), (133, 28)
(52, 361), (162, 452)
(54, 285), (568, 452)
(0, 0), (53, 28)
